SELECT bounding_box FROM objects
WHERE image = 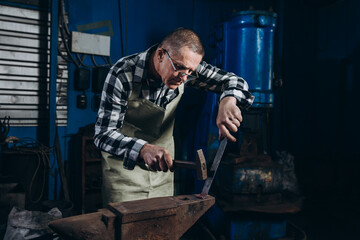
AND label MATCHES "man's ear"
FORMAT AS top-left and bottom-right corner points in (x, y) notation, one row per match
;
(157, 48), (165, 62)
